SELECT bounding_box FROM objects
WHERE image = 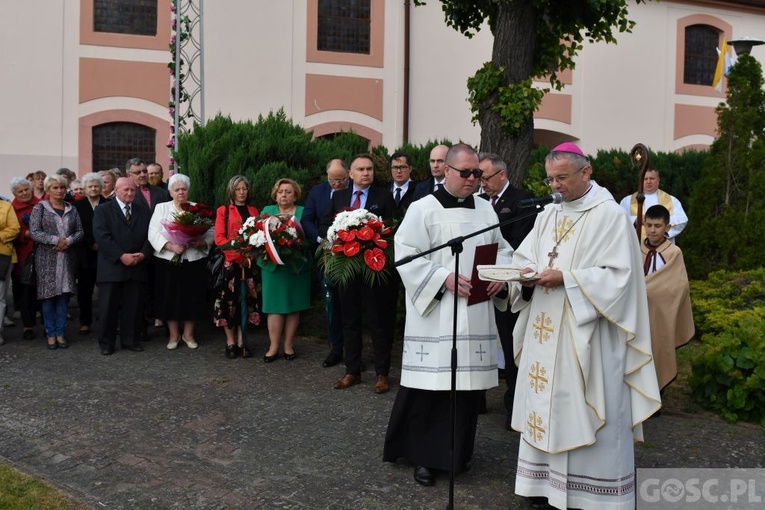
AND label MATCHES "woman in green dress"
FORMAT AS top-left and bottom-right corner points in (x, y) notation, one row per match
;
(260, 178), (311, 362)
